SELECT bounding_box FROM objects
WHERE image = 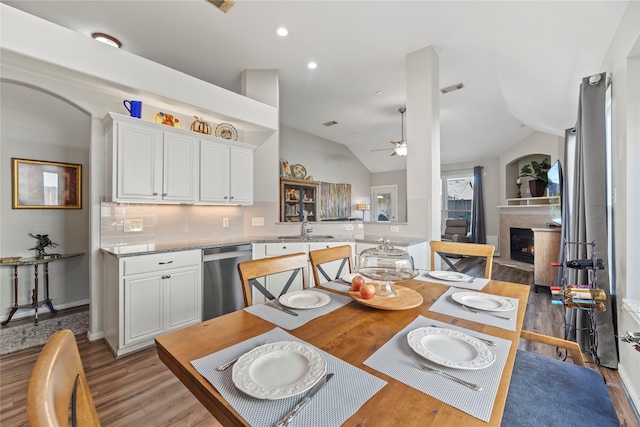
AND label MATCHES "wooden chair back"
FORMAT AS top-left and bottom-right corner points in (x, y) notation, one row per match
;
(430, 240), (495, 278)
(237, 253), (309, 306)
(28, 329), (101, 427)
(308, 245), (354, 287)
(520, 330), (585, 366)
